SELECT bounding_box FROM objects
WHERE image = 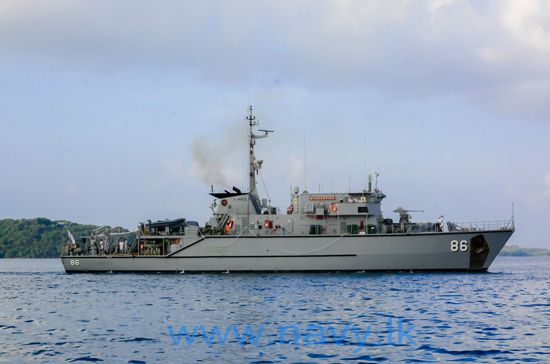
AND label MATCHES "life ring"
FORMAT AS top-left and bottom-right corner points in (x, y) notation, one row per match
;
(225, 220), (234, 234)
(221, 199), (228, 206)
(331, 204), (338, 213)
(287, 205), (294, 214)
